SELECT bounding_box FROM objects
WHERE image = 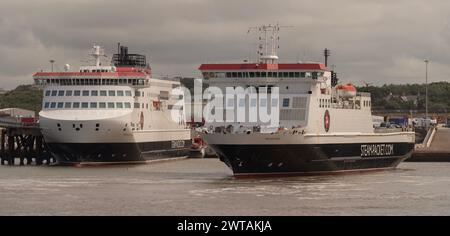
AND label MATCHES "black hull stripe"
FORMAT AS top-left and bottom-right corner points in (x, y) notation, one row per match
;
(46, 140), (192, 163)
(210, 143), (414, 174)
